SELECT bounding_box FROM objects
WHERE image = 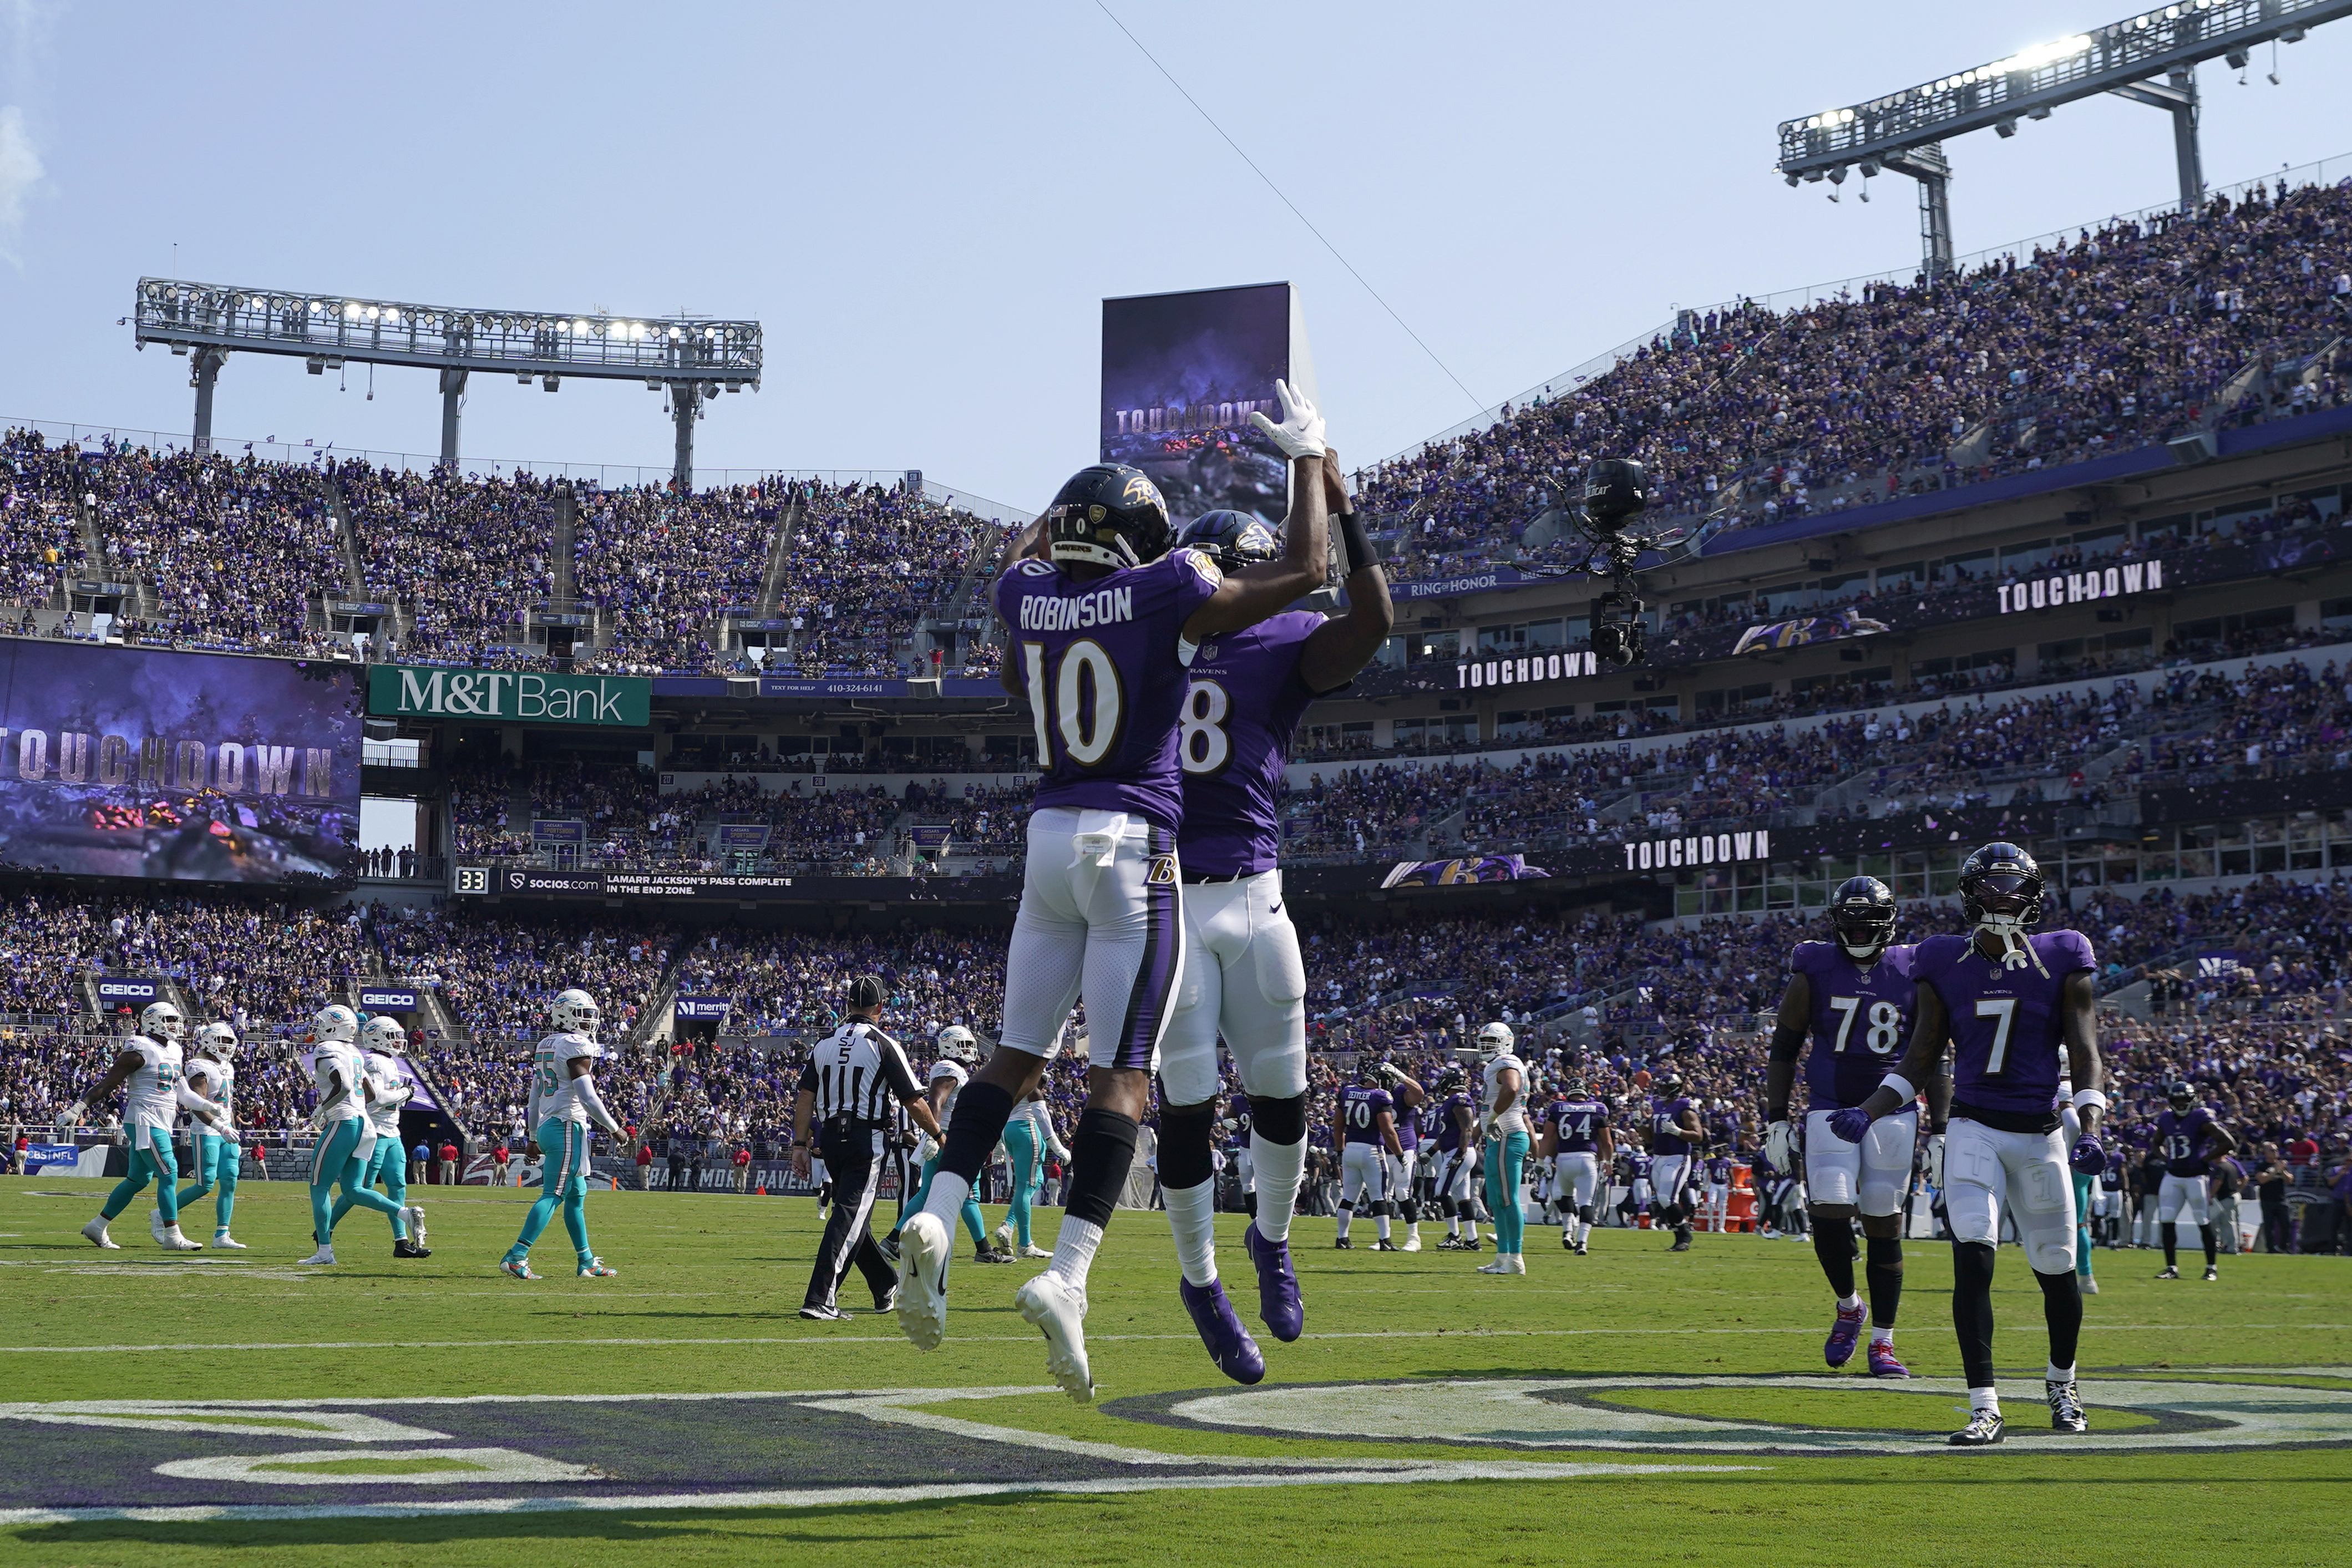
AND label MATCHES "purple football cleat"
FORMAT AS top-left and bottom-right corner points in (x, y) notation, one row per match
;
(1243, 1222), (1304, 1343)
(1867, 1340), (1910, 1379)
(1824, 1301), (1867, 1368)
(1178, 1276), (1265, 1386)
